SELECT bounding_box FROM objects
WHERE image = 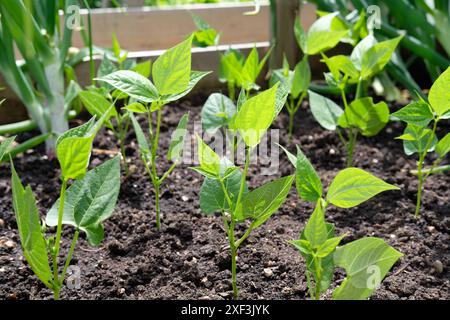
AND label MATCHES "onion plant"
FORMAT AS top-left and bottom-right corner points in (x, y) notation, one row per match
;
(0, 0), (85, 152)
(282, 145), (402, 300)
(392, 67), (450, 218)
(96, 35), (211, 229)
